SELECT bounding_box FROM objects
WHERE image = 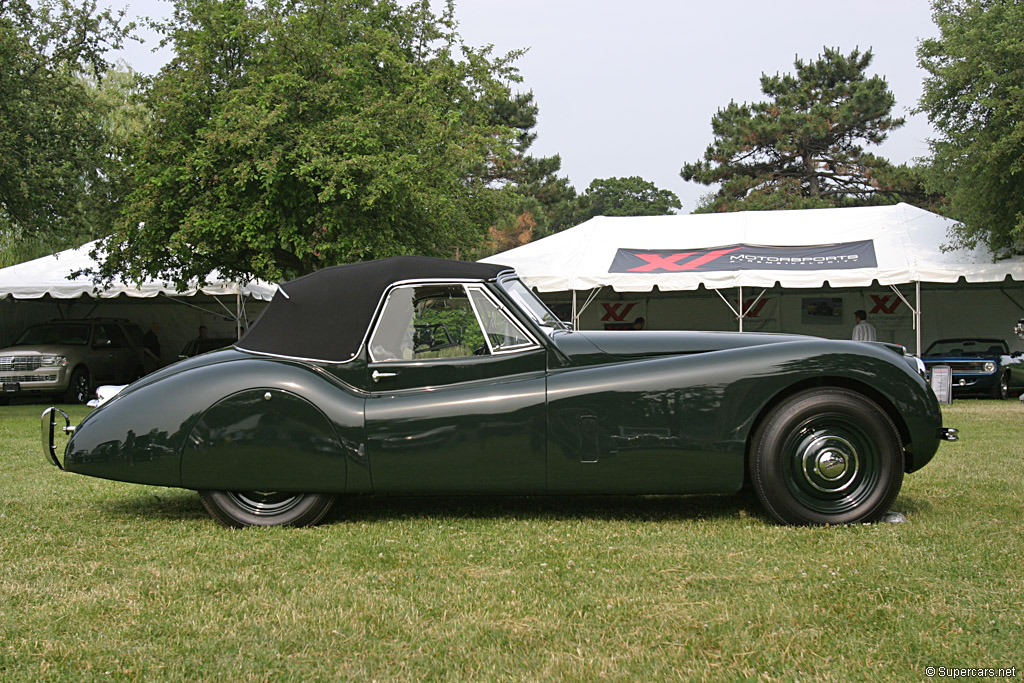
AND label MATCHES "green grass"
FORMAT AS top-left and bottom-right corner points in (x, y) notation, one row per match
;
(1, 401), (1021, 681)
